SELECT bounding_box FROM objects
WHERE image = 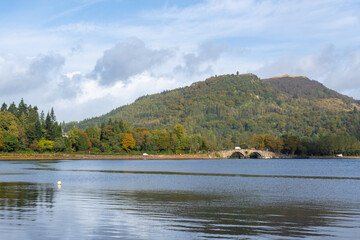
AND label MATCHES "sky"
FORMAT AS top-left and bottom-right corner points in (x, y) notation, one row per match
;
(0, 0), (359, 122)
